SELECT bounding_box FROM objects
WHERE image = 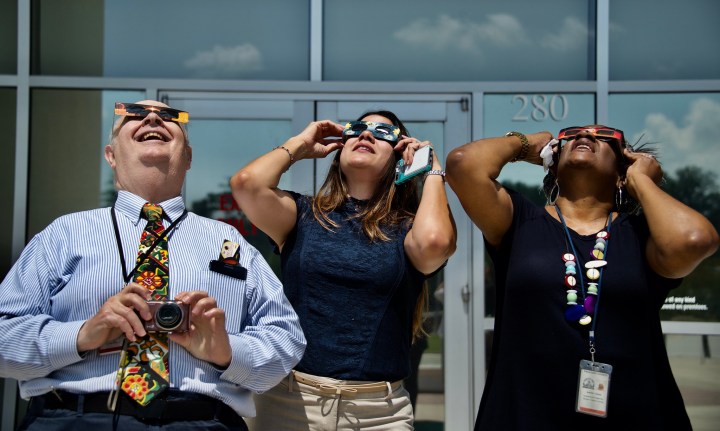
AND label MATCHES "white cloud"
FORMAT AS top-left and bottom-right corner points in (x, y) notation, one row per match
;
(477, 14), (528, 48)
(184, 44), (263, 77)
(540, 16), (589, 52)
(393, 13), (528, 53)
(632, 98), (720, 173)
